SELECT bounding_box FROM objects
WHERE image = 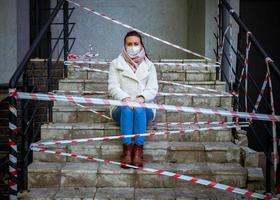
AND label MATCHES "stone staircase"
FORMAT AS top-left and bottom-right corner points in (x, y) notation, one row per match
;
(19, 60), (264, 199)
